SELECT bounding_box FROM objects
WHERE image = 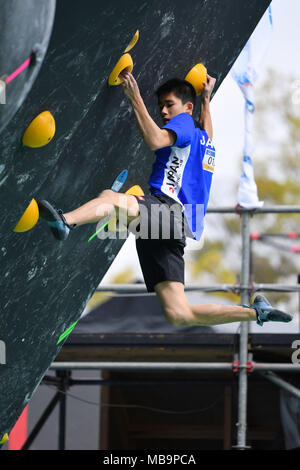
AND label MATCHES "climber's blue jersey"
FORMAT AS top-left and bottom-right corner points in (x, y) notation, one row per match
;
(148, 112), (216, 240)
